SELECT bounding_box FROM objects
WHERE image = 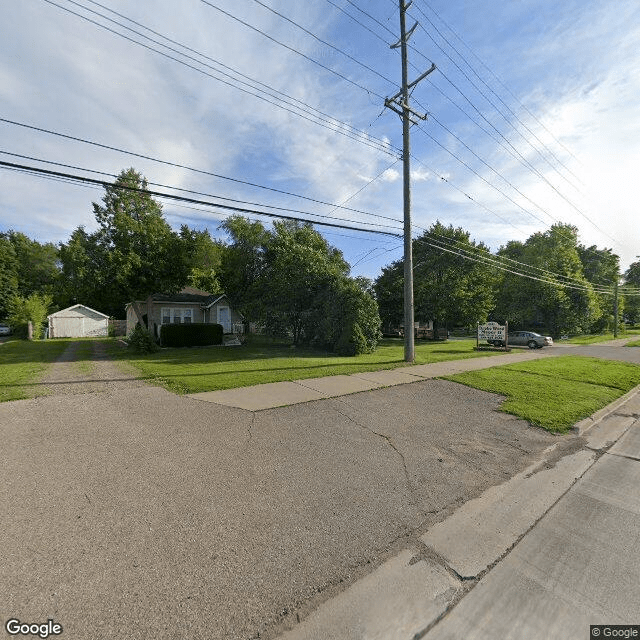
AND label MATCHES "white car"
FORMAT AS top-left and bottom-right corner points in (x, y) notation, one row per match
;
(0, 324), (11, 336)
